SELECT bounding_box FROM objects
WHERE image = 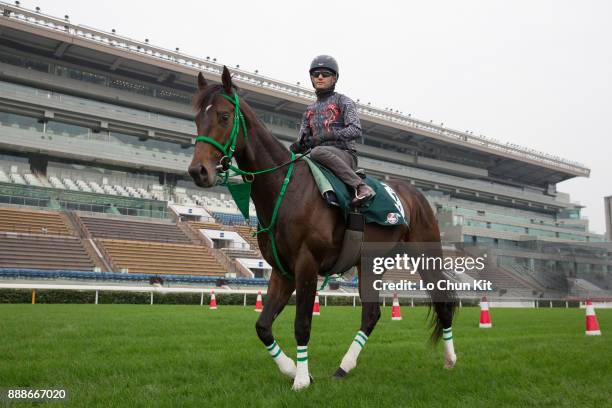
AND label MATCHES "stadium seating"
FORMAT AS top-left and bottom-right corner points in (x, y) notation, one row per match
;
(467, 265), (534, 290)
(88, 181), (105, 194)
(48, 176), (66, 190)
(63, 178), (80, 191)
(102, 184), (117, 195)
(232, 224), (259, 249)
(80, 215), (191, 243)
(98, 239), (226, 276)
(23, 173), (42, 187)
(0, 207), (73, 235)
(75, 179), (93, 193)
(0, 233), (94, 270)
(188, 220), (223, 231)
(8, 171), (26, 185)
(188, 221), (261, 251)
